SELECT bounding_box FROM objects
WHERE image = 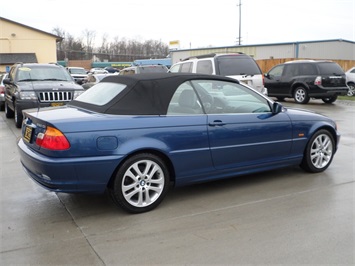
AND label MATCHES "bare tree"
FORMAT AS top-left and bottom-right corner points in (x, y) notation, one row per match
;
(82, 29), (96, 57)
(53, 28), (86, 60)
(95, 33), (110, 61)
(54, 28), (169, 61)
(53, 27), (67, 60)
